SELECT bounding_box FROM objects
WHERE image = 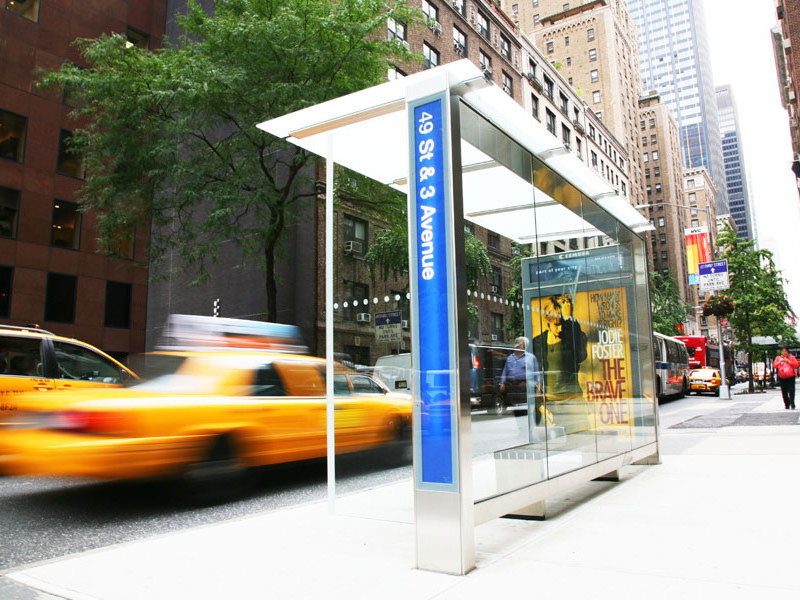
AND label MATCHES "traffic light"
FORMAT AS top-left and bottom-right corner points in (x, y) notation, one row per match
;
(213, 298), (220, 317)
(676, 323), (684, 333)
